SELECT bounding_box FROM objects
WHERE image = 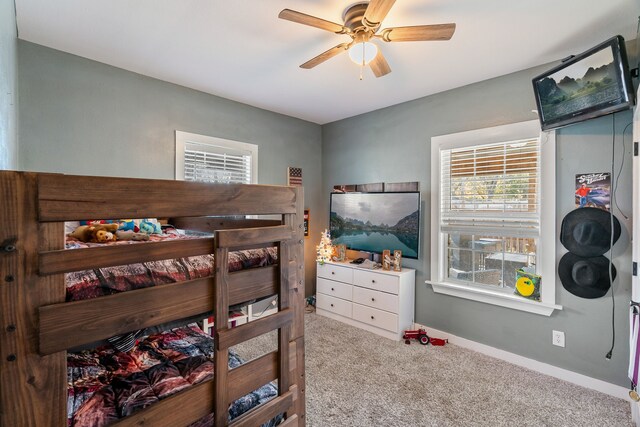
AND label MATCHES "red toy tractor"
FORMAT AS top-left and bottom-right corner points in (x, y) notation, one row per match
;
(403, 328), (430, 345)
